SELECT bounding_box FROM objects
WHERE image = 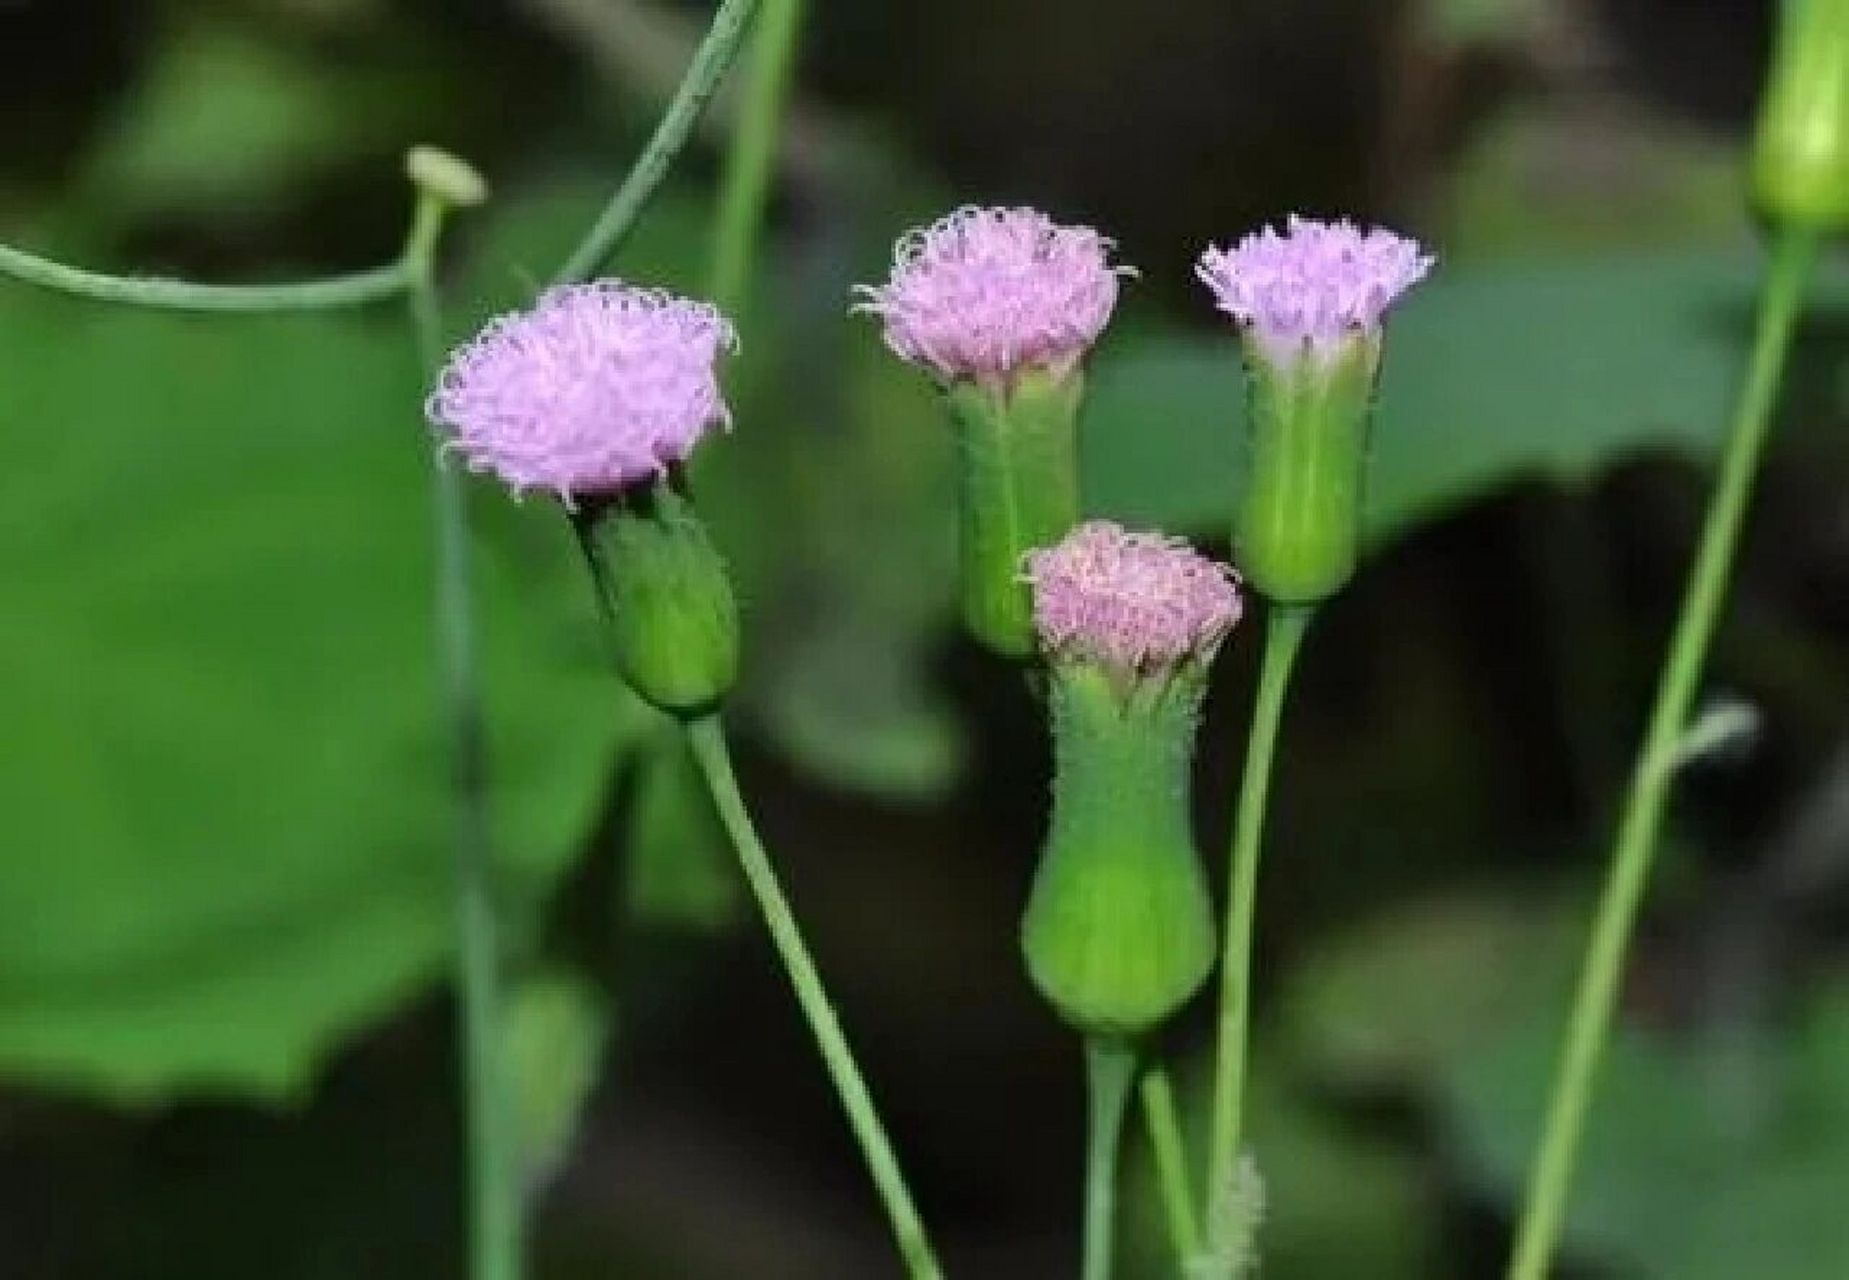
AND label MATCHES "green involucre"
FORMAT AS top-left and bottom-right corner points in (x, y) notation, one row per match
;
(1752, 0), (1849, 231)
(947, 368), (1083, 658)
(578, 484), (740, 716)
(1237, 339), (1379, 604)
(1022, 664), (1217, 1037)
